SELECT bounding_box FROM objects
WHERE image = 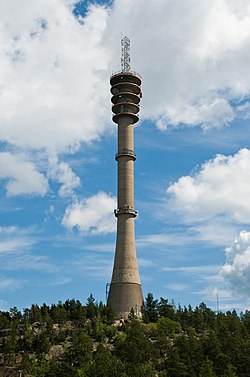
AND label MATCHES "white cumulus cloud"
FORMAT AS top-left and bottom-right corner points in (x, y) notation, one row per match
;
(167, 148), (250, 223)
(221, 230), (250, 298)
(0, 0), (110, 152)
(0, 0), (110, 198)
(48, 155), (80, 197)
(0, 152), (48, 196)
(62, 191), (116, 234)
